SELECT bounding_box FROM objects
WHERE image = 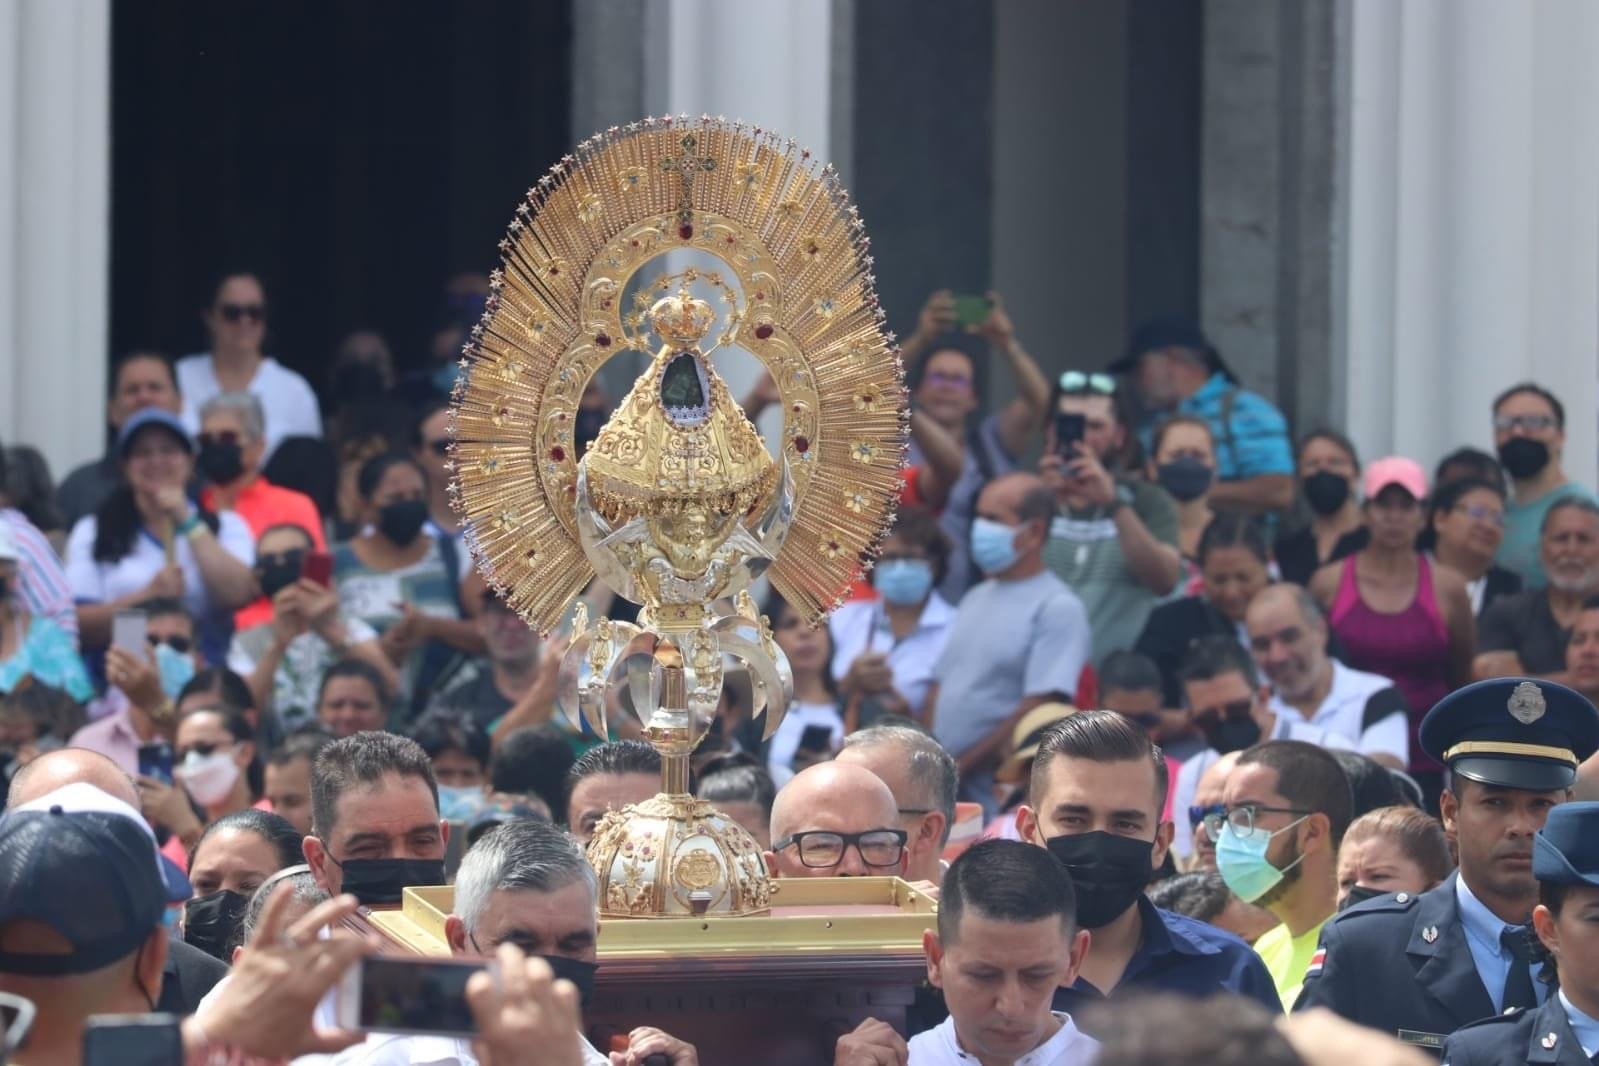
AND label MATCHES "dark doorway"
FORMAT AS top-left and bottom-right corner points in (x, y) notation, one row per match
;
(110, 0), (573, 403)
